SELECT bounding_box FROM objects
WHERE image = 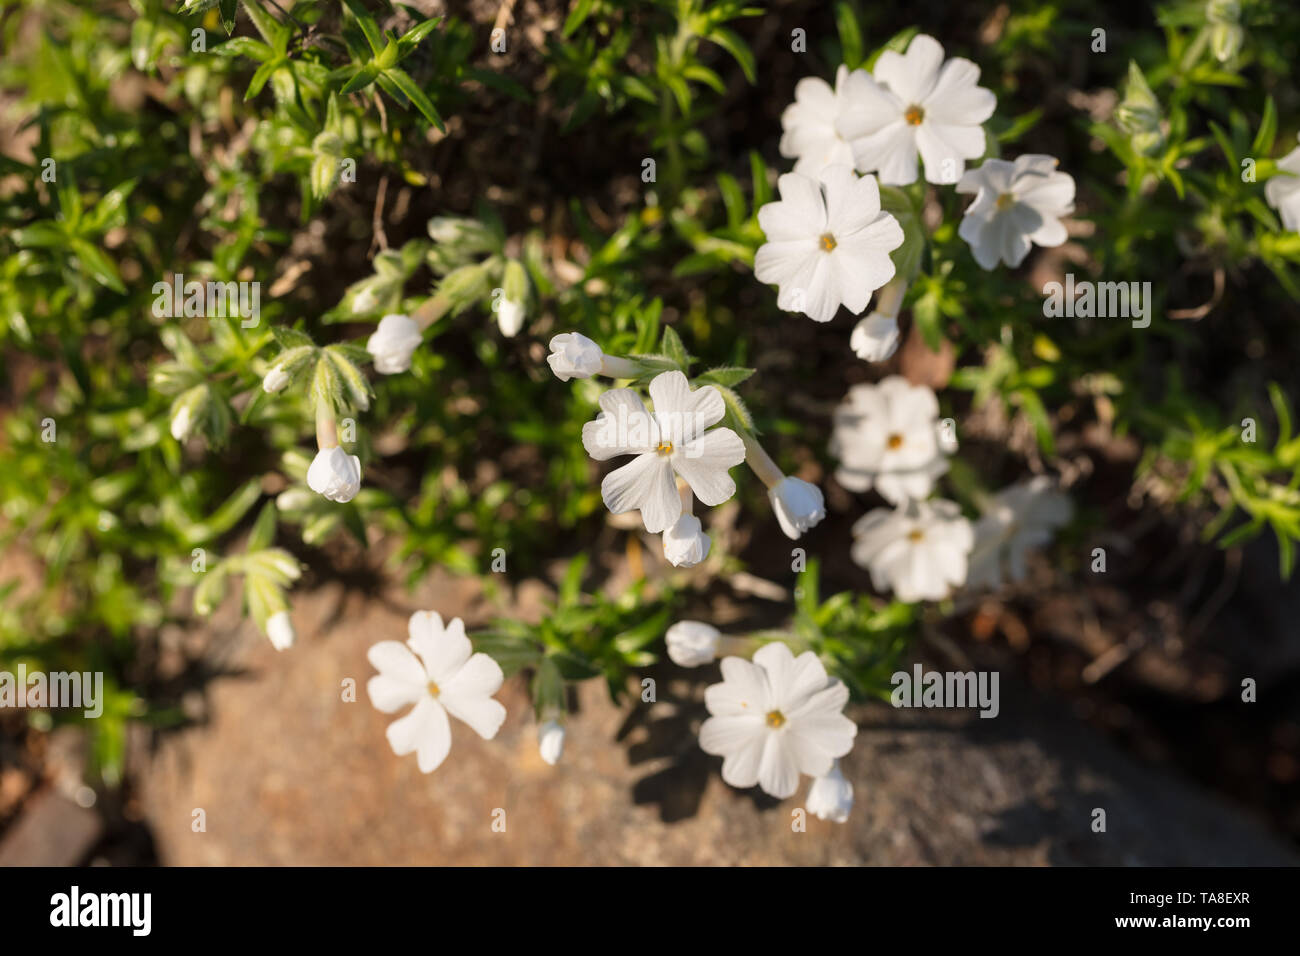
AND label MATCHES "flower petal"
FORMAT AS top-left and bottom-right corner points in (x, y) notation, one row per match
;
(673, 428), (746, 506)
(601, 452), (680, 533)
(385, 696), (452, 773)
